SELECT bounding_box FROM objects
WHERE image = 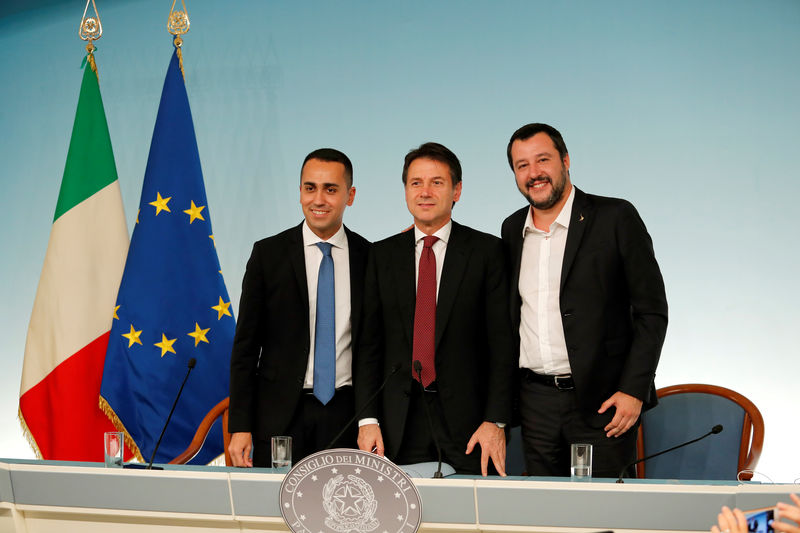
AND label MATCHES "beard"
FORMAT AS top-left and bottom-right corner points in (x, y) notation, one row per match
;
(522, 167), (568, 210)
